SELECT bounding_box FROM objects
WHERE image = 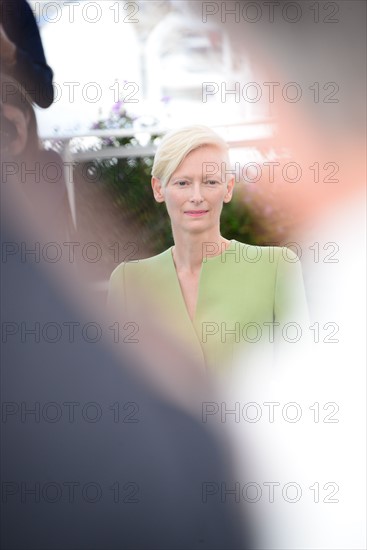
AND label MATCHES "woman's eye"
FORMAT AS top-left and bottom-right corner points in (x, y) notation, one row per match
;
(177, 180), (188, 186)
(206, 180), (218, 185)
